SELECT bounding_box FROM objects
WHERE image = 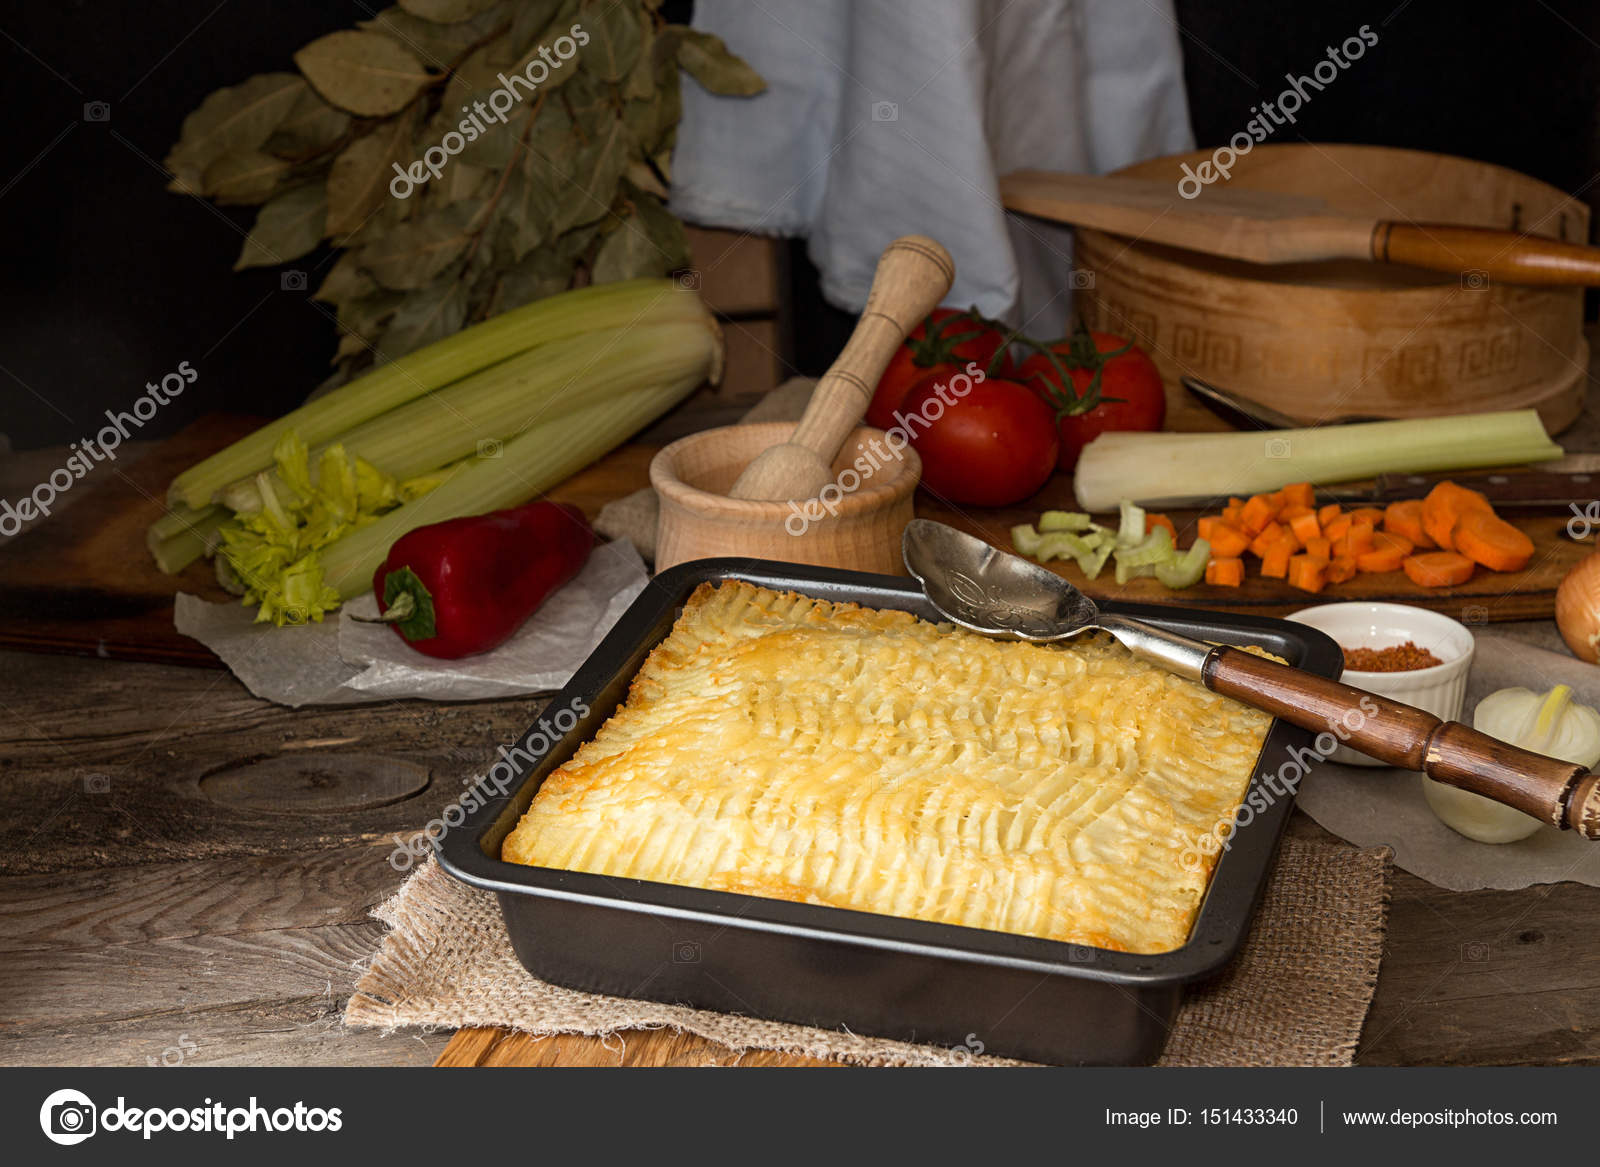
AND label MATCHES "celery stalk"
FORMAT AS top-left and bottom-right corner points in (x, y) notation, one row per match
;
(168, 279), (708, 510)
(316, 375), (705, 599)
(1073, 410), (1562, 511)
